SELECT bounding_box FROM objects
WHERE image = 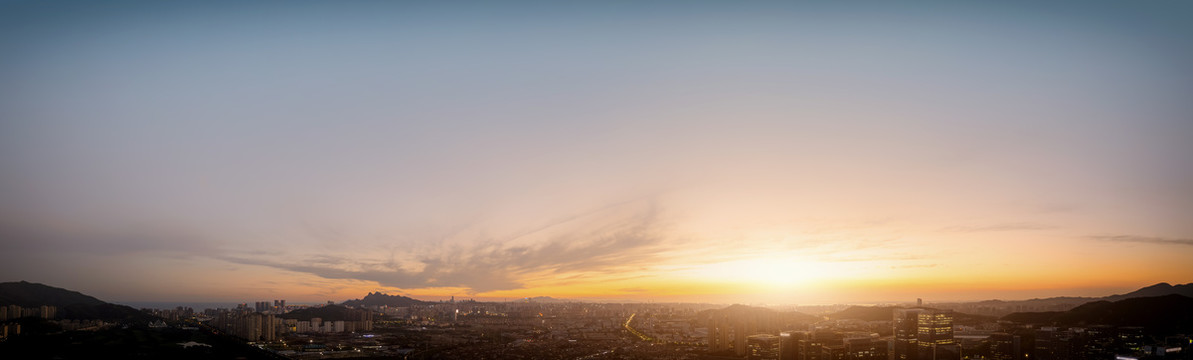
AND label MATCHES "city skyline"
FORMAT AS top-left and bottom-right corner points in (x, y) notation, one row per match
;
(2, 1), (1192, 305)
